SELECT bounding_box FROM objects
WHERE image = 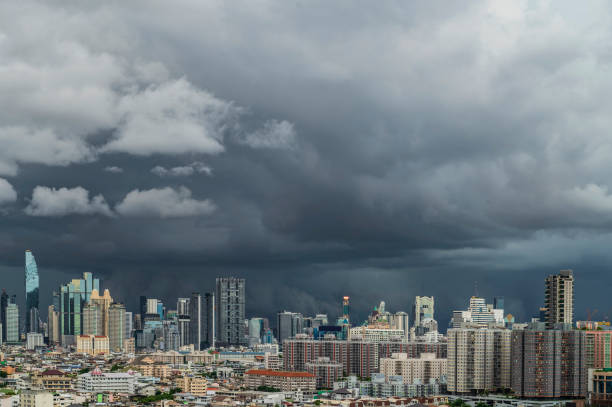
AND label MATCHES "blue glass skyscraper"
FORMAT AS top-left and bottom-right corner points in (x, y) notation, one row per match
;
(25, 250), (39, 333)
